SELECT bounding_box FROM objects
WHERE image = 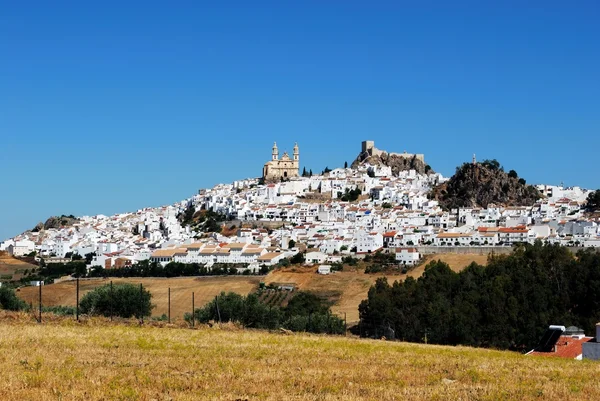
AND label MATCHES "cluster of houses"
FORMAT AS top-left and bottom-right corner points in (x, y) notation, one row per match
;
(1, 163), (598, 273)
